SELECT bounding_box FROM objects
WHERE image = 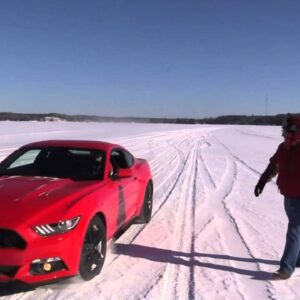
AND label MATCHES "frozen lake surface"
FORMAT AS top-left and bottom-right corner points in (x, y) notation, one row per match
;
(1, 121), (298, 300)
